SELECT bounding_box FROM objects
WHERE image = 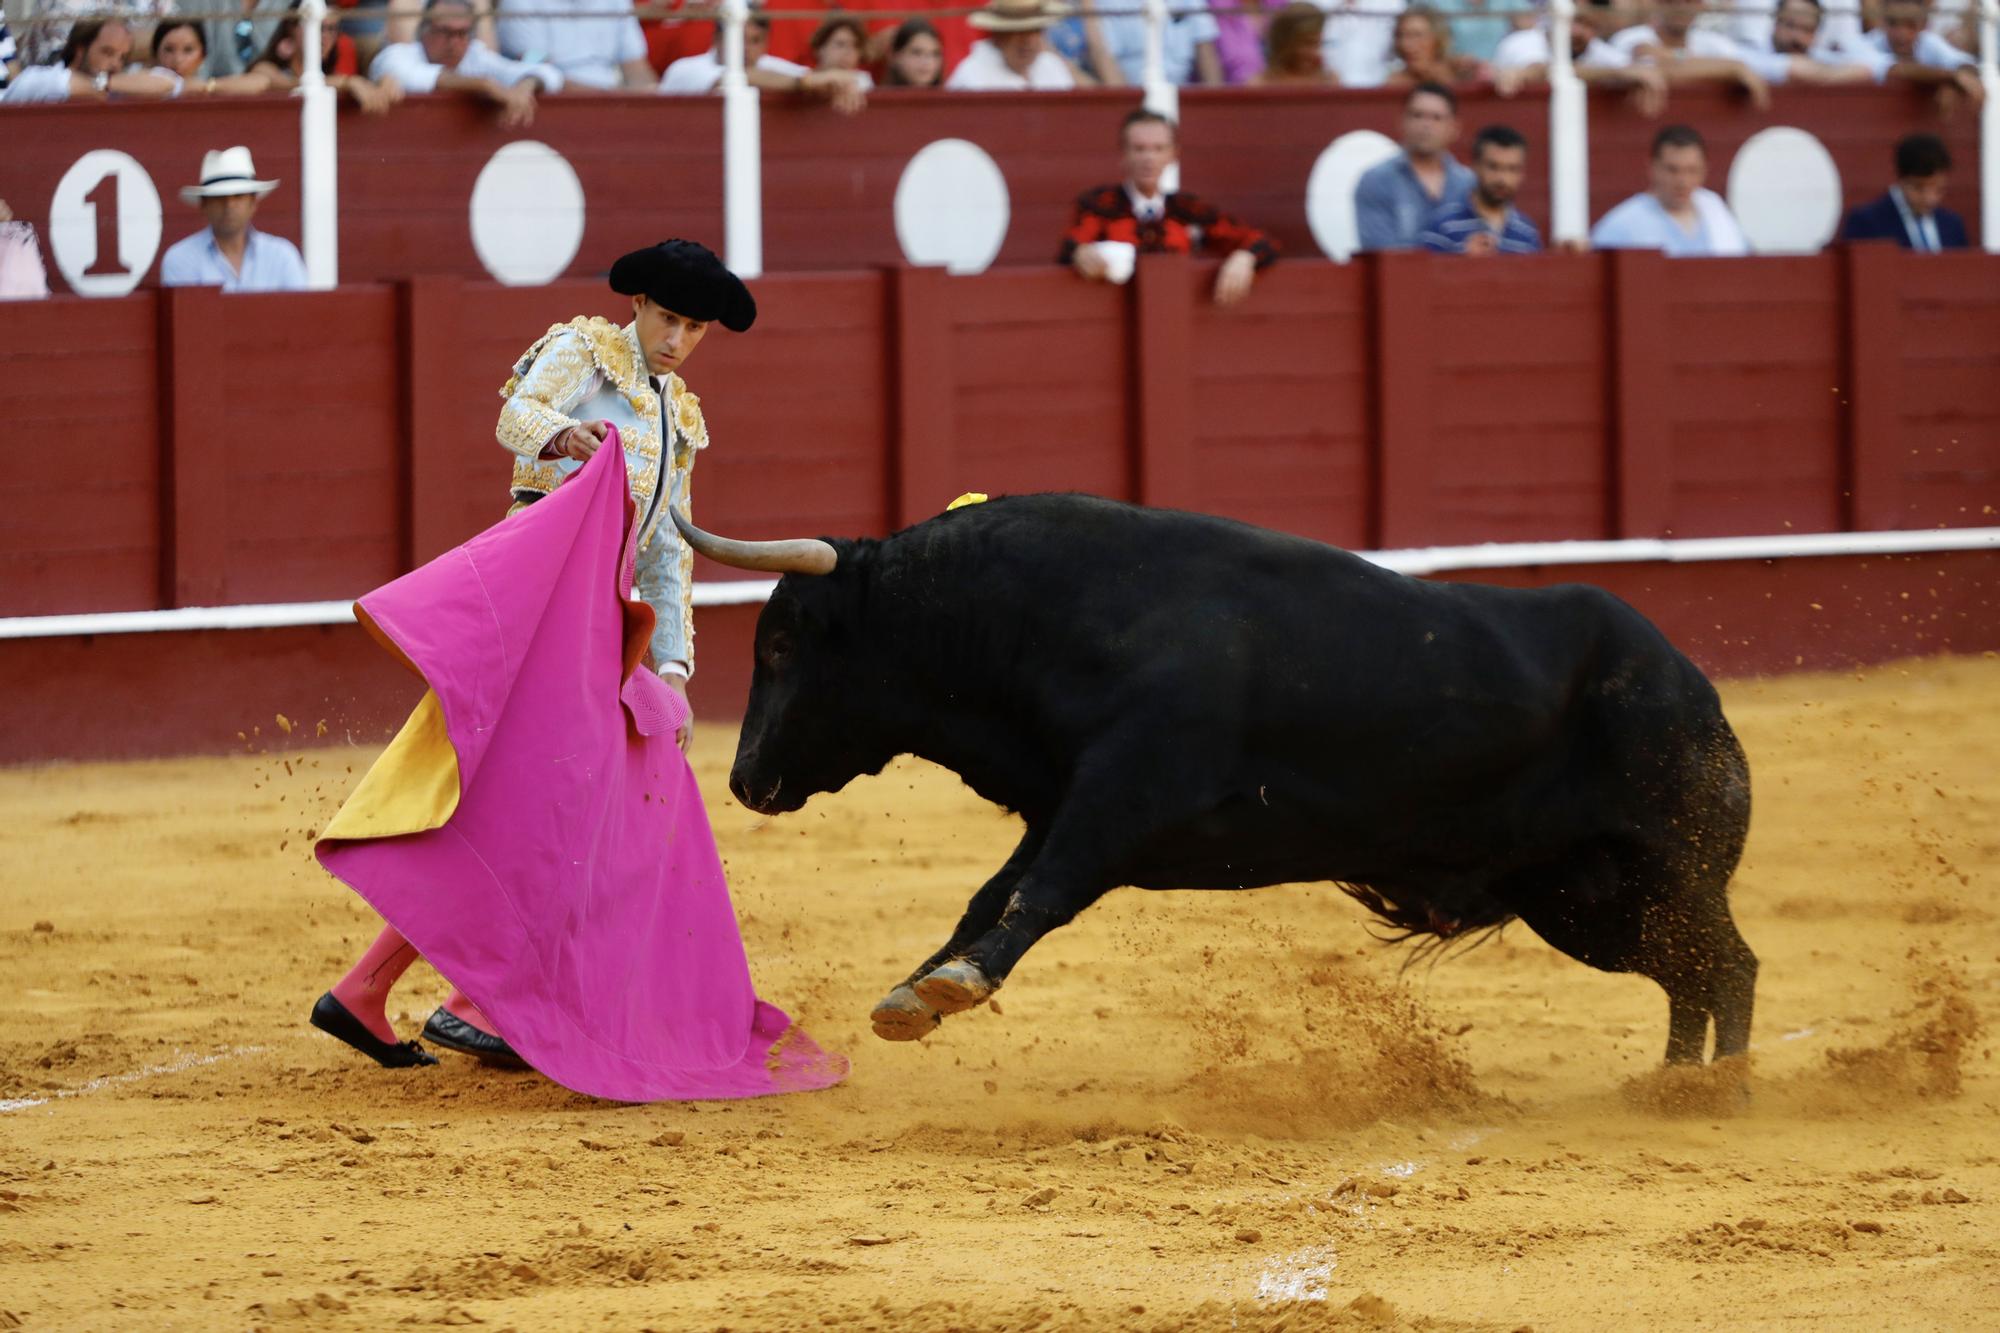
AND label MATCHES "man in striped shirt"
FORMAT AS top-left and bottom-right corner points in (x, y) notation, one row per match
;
(1419, 125), (1543, 256)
